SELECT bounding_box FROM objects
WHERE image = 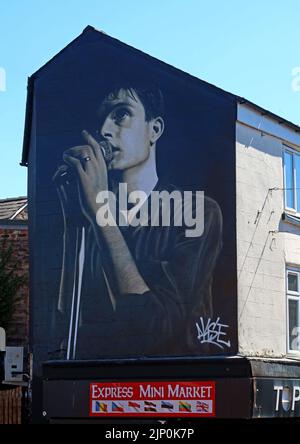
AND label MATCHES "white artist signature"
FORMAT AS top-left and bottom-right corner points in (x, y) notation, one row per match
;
(196, 317), (231, 350)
